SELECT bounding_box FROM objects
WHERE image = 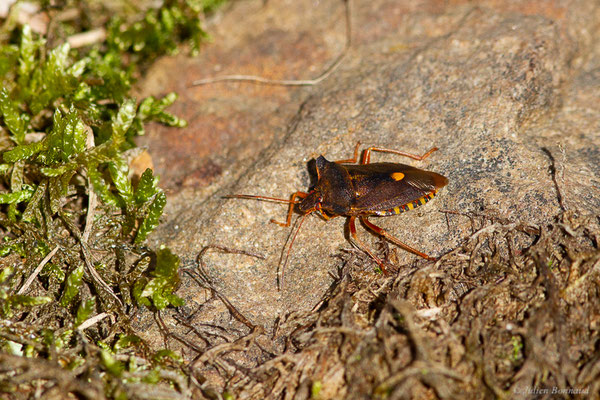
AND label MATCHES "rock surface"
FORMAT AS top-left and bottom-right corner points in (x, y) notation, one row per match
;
(138, 0), (600, 377)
